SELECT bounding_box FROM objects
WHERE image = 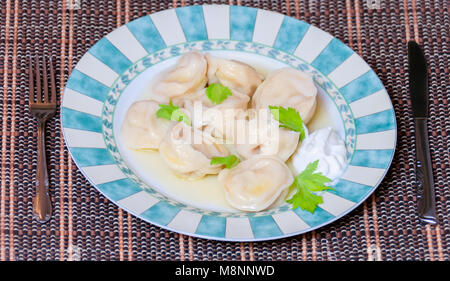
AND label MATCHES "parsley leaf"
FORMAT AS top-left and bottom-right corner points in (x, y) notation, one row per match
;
(156, 100), (191, 126)
(210, 155), (240, 169)
(206, 83), (232, 105)
(269, 105), (306, 140)
(286, 160), (333, 213)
